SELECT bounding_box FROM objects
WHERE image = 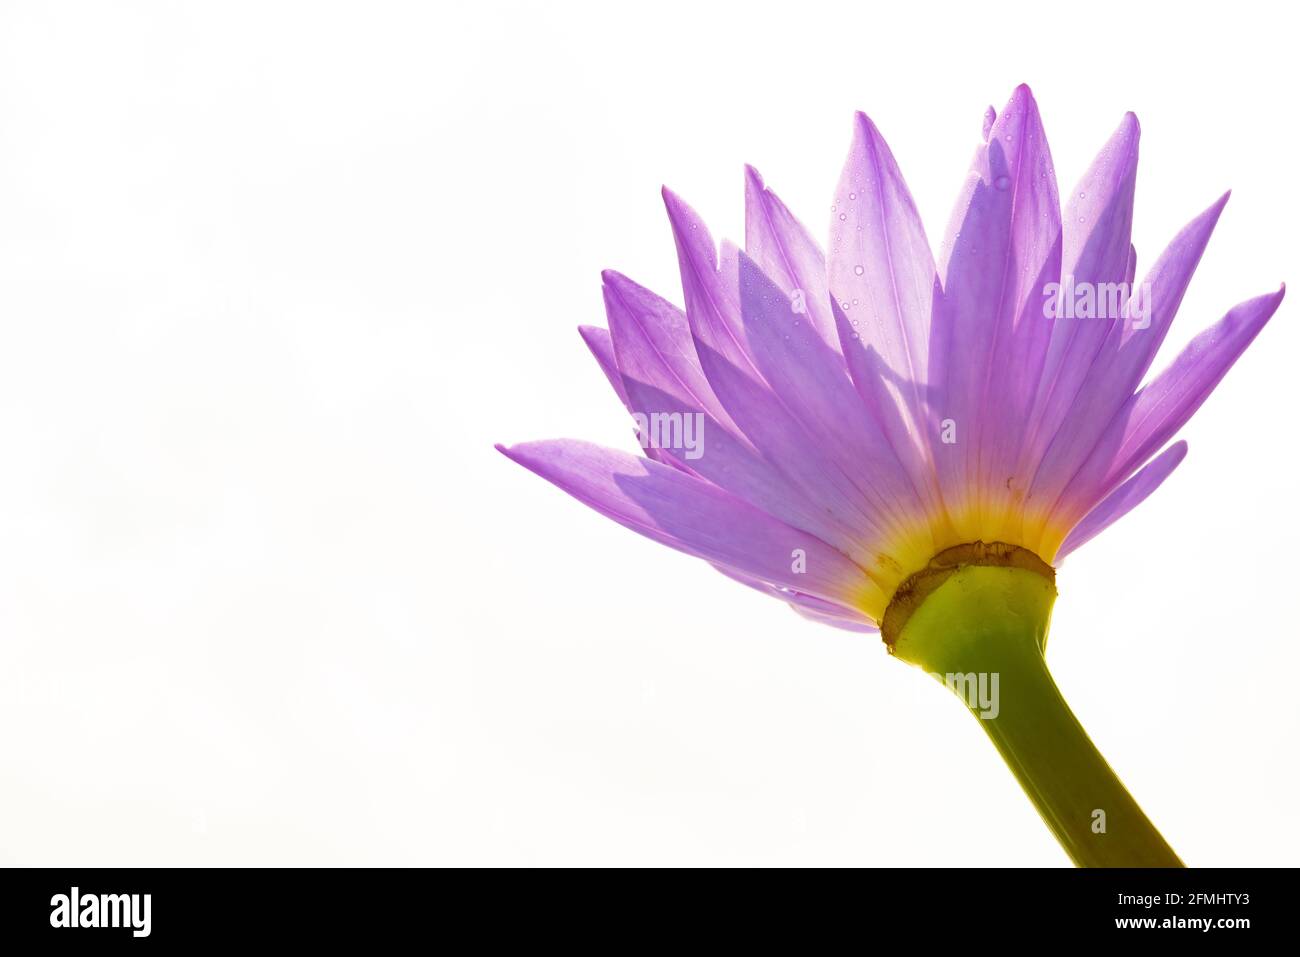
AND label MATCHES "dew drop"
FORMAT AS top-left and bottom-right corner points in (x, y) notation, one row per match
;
(994, 175), (1011, 191)
(839, 213), (847, 221)
(854, 264), (865, 276)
